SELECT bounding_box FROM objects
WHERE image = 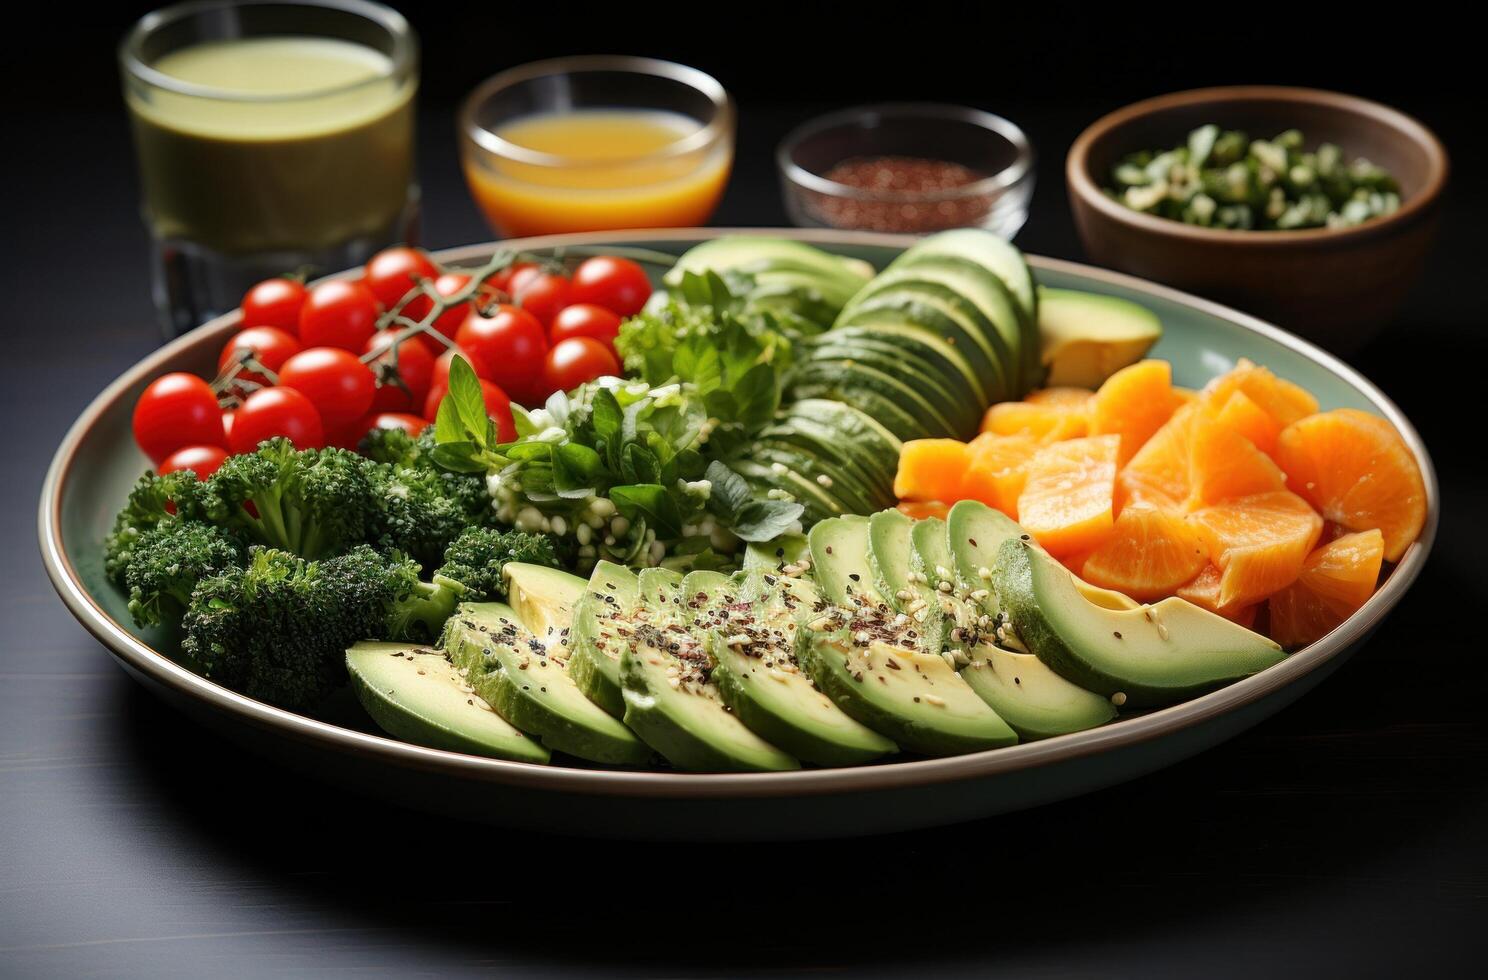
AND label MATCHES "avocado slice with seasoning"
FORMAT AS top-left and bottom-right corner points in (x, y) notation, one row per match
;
(743, 533), (810, 573)
(695, 569), (897, 767)
(996, 537), (1286, 707)
(619, 568), (799, 772)
(959, 645), (1117, 740)
(442, 600), (652, 766)
(567, 560), (641, 719)
(345, 642), (550, 764)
